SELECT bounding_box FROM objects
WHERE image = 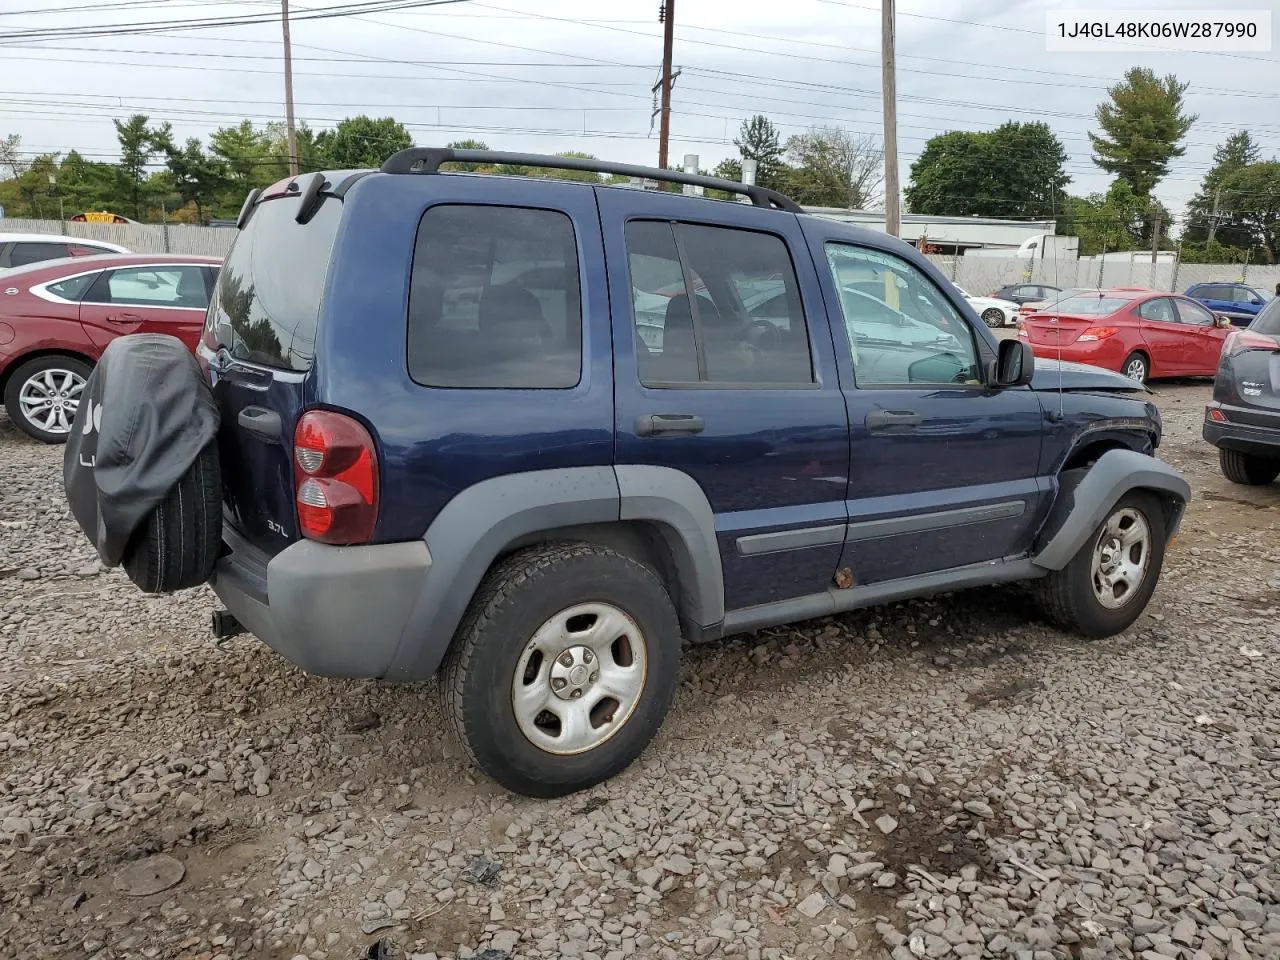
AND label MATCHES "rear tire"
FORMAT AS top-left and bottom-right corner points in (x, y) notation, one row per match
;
(441, 542), (682, 798)
(1122, 352), (1149, 383)
(121, 441), (223, 593)
(1034, 491), (1166, 638)
(3, 354), (92, 444)
(1218, 448), (1280, 486)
